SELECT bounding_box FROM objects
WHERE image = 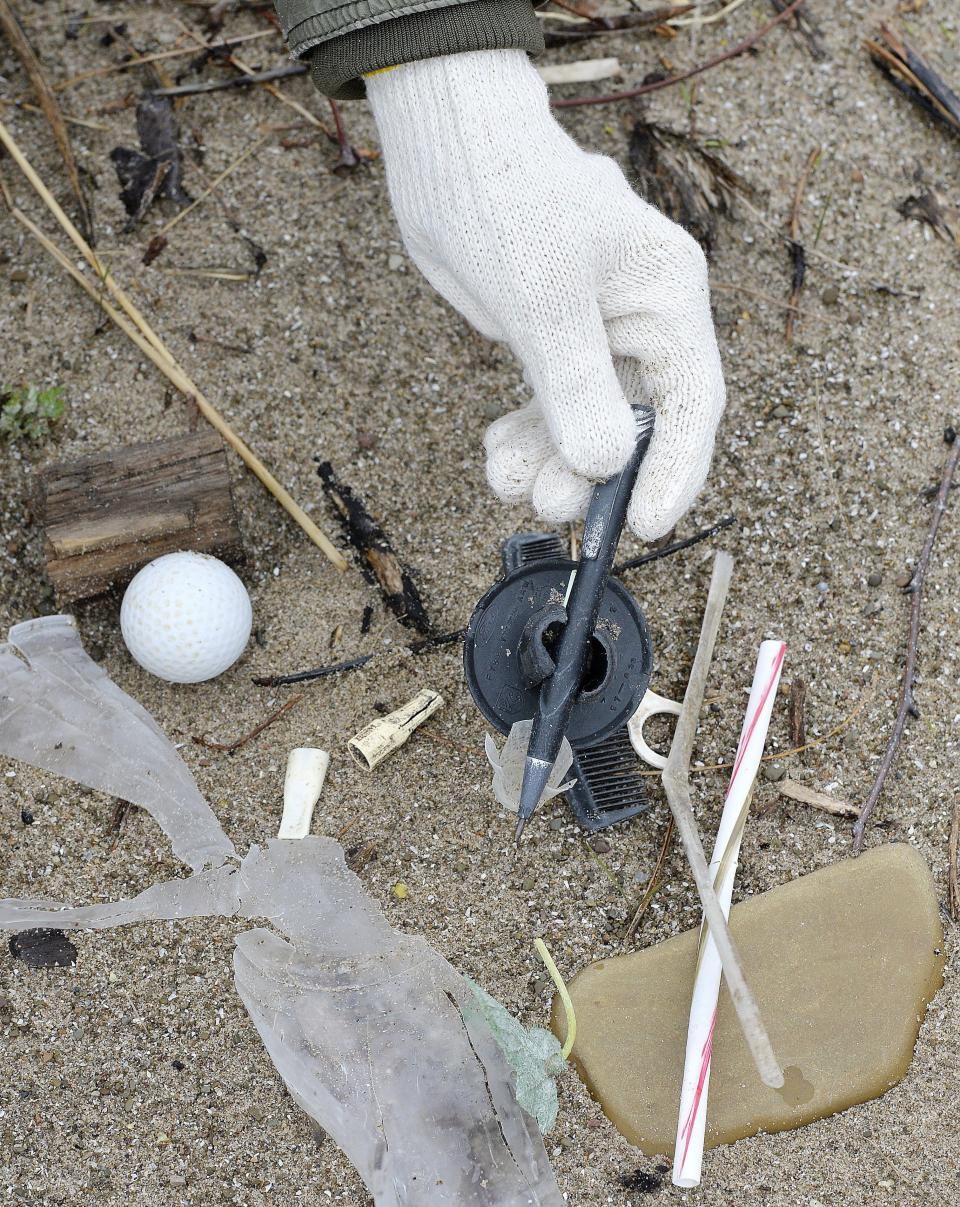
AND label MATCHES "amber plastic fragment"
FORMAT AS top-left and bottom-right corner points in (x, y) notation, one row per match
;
(553, 845), (944, 1155)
